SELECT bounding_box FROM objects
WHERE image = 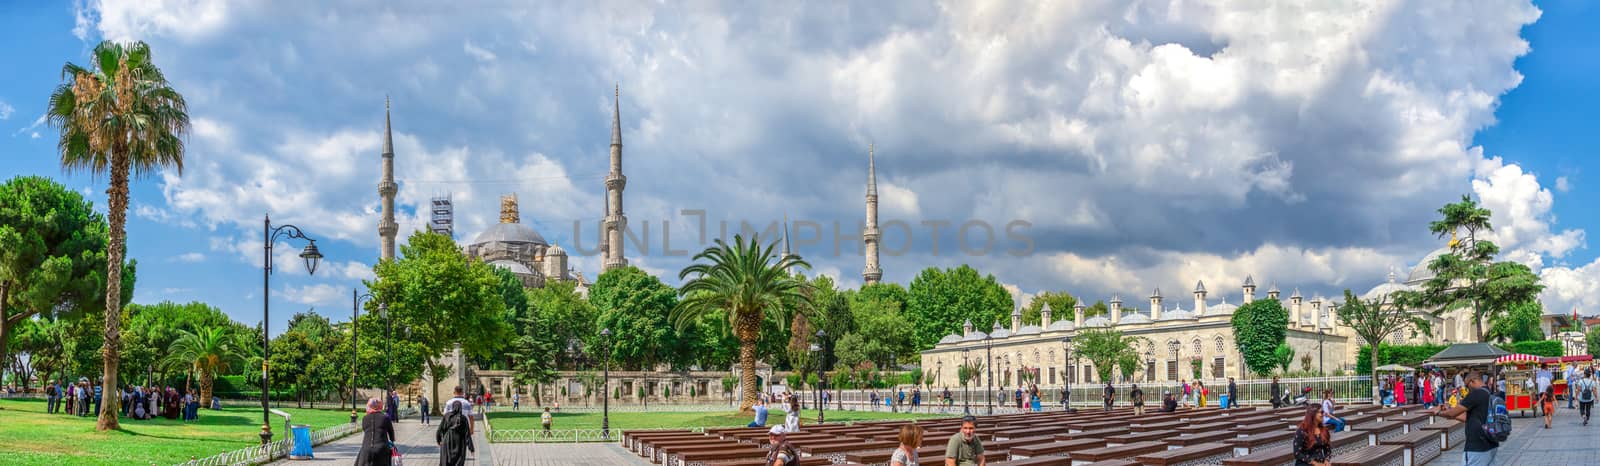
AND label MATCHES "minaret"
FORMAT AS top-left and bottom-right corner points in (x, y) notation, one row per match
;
(1150, 288), (1164, 321)
(603, 84), (629, 271)
(1040, 303), (1053, 327)
(1193, 280), (1207, 317)
(1243, 275), (1256, 304)
(862, 144), (883, 284)
(1290, 289), (1304, 328)
(1268, 283), (1281, 300)
(781, 214), (795, 274)
(1110, 295), (1123, 325)
(377, 96), (398, 261)
(1010, 305), (1022, 333)
(1073, 302), (1085, 328)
